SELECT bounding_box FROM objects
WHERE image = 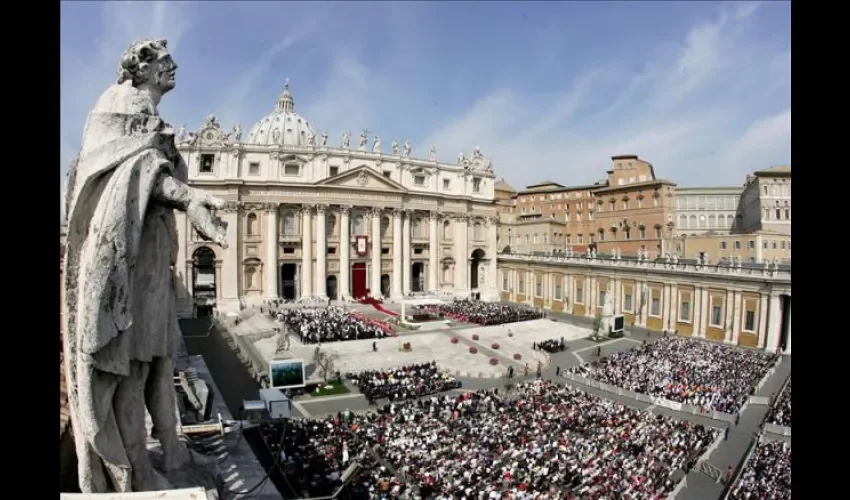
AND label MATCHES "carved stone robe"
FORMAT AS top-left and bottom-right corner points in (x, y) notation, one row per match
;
(63, 81), (187, 491)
